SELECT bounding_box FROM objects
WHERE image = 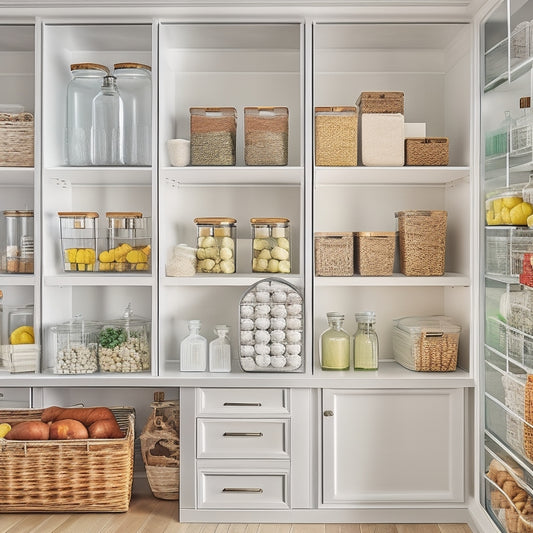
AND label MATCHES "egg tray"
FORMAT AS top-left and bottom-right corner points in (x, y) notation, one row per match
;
(239, 277), (304, 372)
